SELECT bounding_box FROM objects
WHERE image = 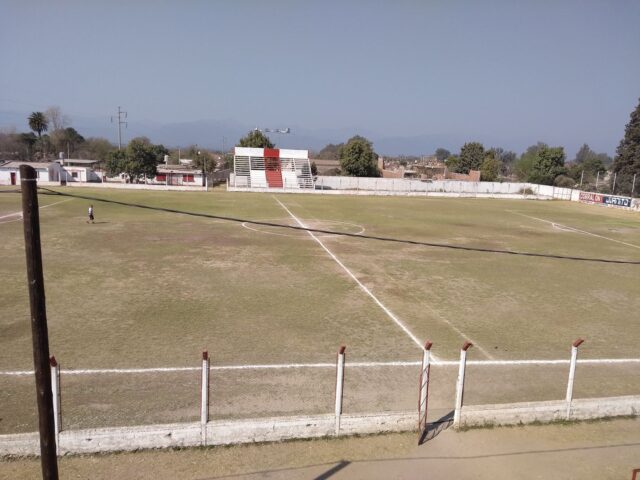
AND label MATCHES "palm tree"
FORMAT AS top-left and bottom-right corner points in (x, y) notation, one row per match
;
(28, 112), (49, 139)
